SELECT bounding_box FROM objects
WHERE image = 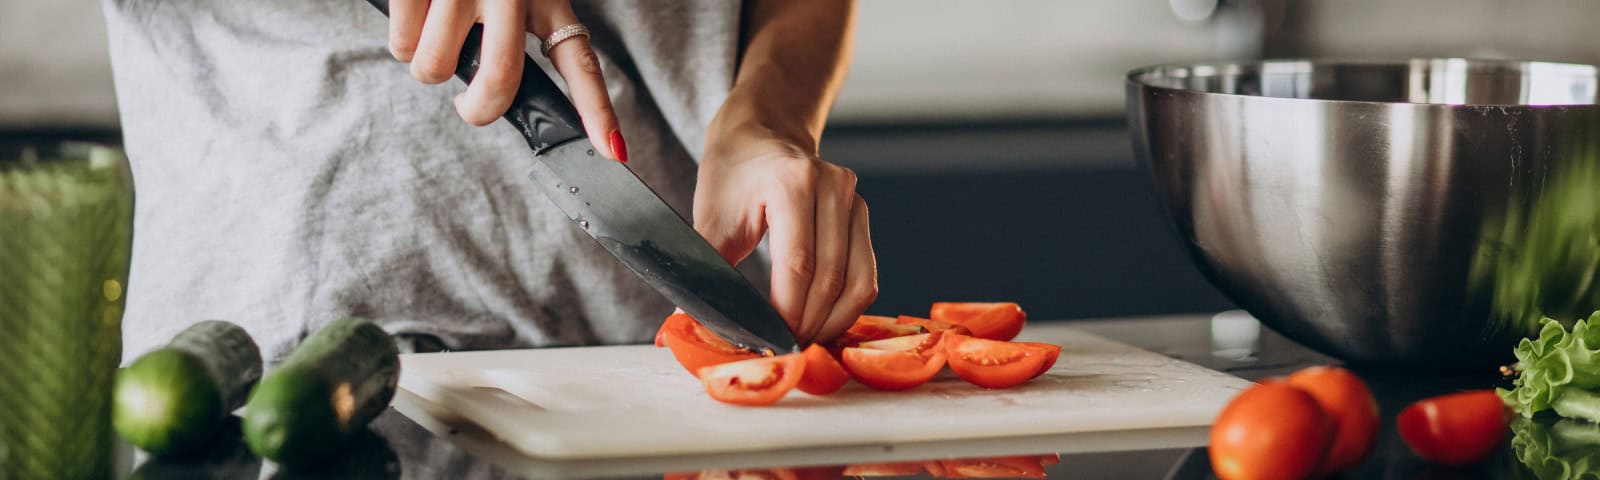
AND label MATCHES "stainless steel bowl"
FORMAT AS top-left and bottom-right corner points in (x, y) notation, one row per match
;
(1127, 59), (1600, 368)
